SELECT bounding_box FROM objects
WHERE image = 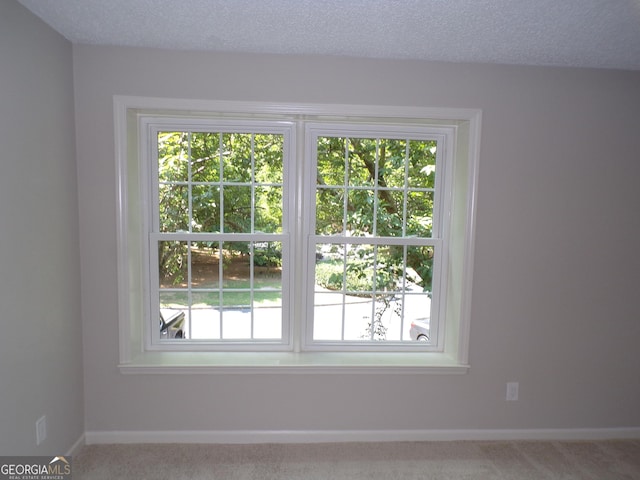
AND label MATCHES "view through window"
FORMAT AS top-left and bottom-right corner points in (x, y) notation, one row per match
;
(152, 129), (289, 343)
(135, 113), (466, 354)
(308, 132), (444, 346)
